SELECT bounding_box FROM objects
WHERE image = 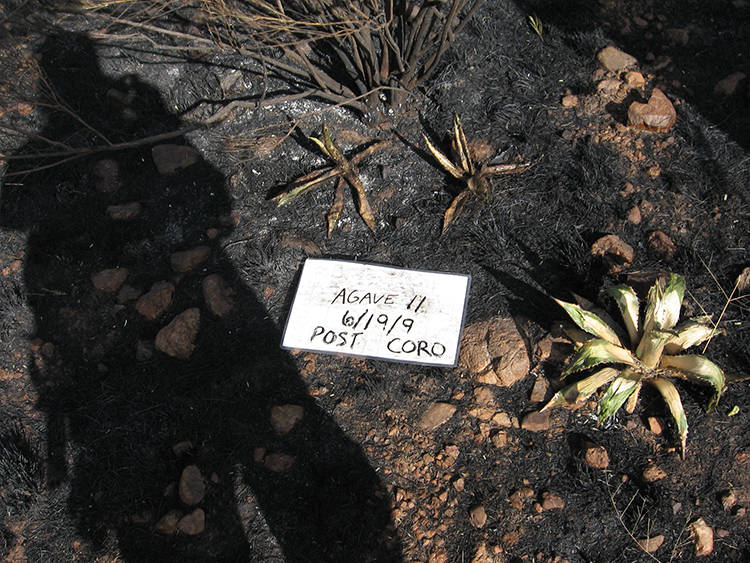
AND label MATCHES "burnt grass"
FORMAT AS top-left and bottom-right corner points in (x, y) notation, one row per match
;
(1, 1), (749, 562)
